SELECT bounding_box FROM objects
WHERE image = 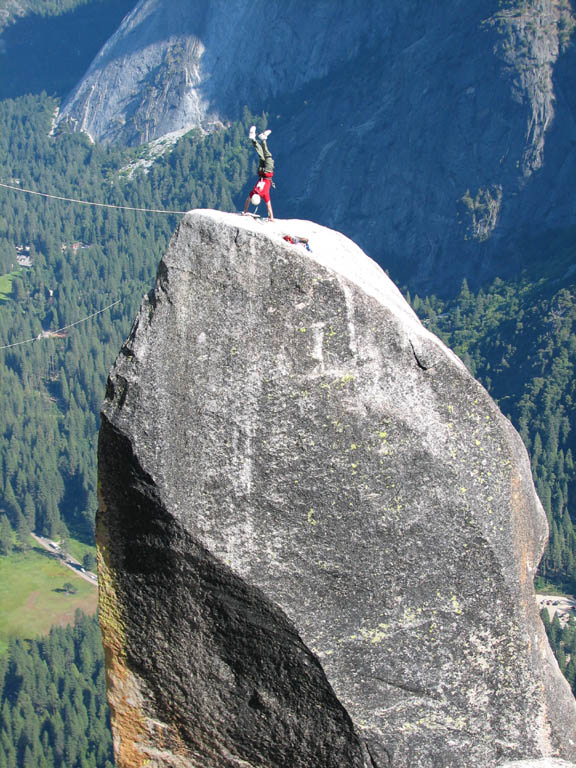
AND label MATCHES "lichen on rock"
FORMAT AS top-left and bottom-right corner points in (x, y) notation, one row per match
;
(98, 210), (576, 767)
